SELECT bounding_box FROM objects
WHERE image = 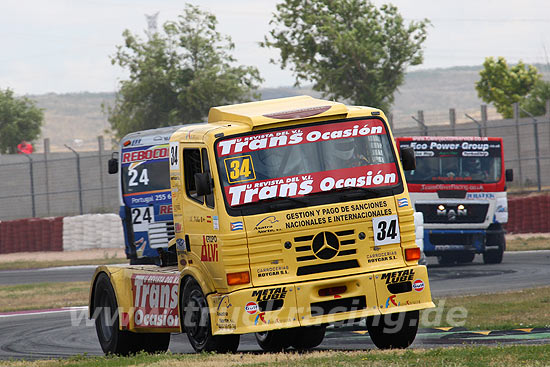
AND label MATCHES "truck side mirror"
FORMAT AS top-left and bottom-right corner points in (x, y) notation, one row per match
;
(195, 172), (212, 196)
(400, 147), (416, 171)
(108, 153), (118, 174)
(505, 168), (513, 182)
